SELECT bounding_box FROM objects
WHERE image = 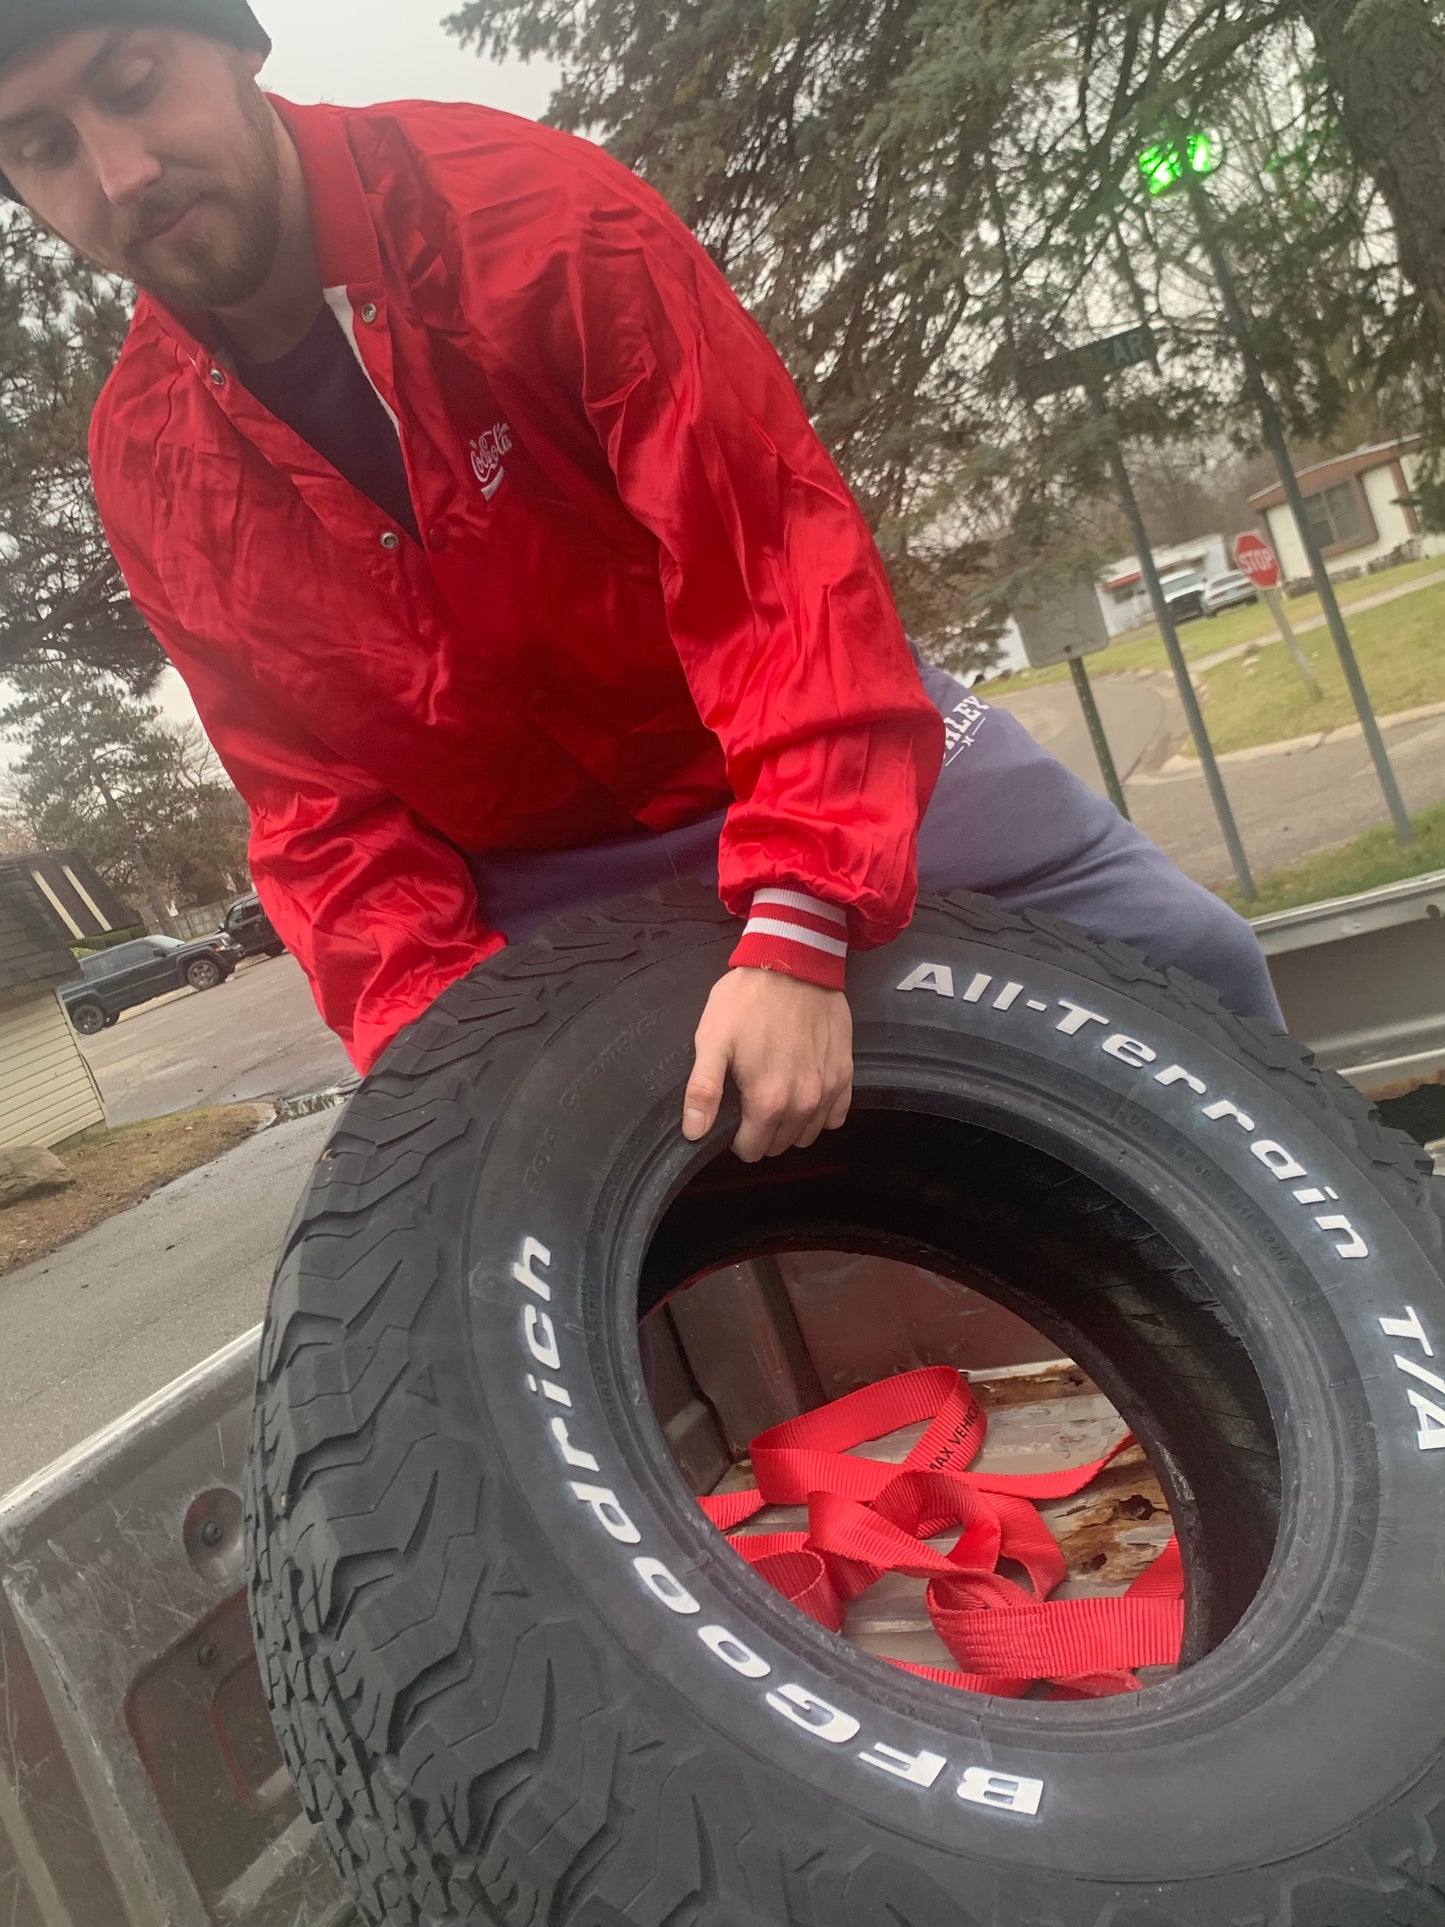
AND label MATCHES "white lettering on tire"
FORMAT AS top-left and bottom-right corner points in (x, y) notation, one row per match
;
(524, 1305), (562, 1371)
(569, 1484), (642, 1544)
(894, 959), (1370, 1260)
(509, 1236), (1051, 1818)
(956, 1768), (1045, 1816)
(634, 1558), (702, 1615)
(860, 1742), (948, 1788)
(1383, 1309), (1445, 1448)
(700, 1625), (772, 1679)
(766, 1684), (862, 1744)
